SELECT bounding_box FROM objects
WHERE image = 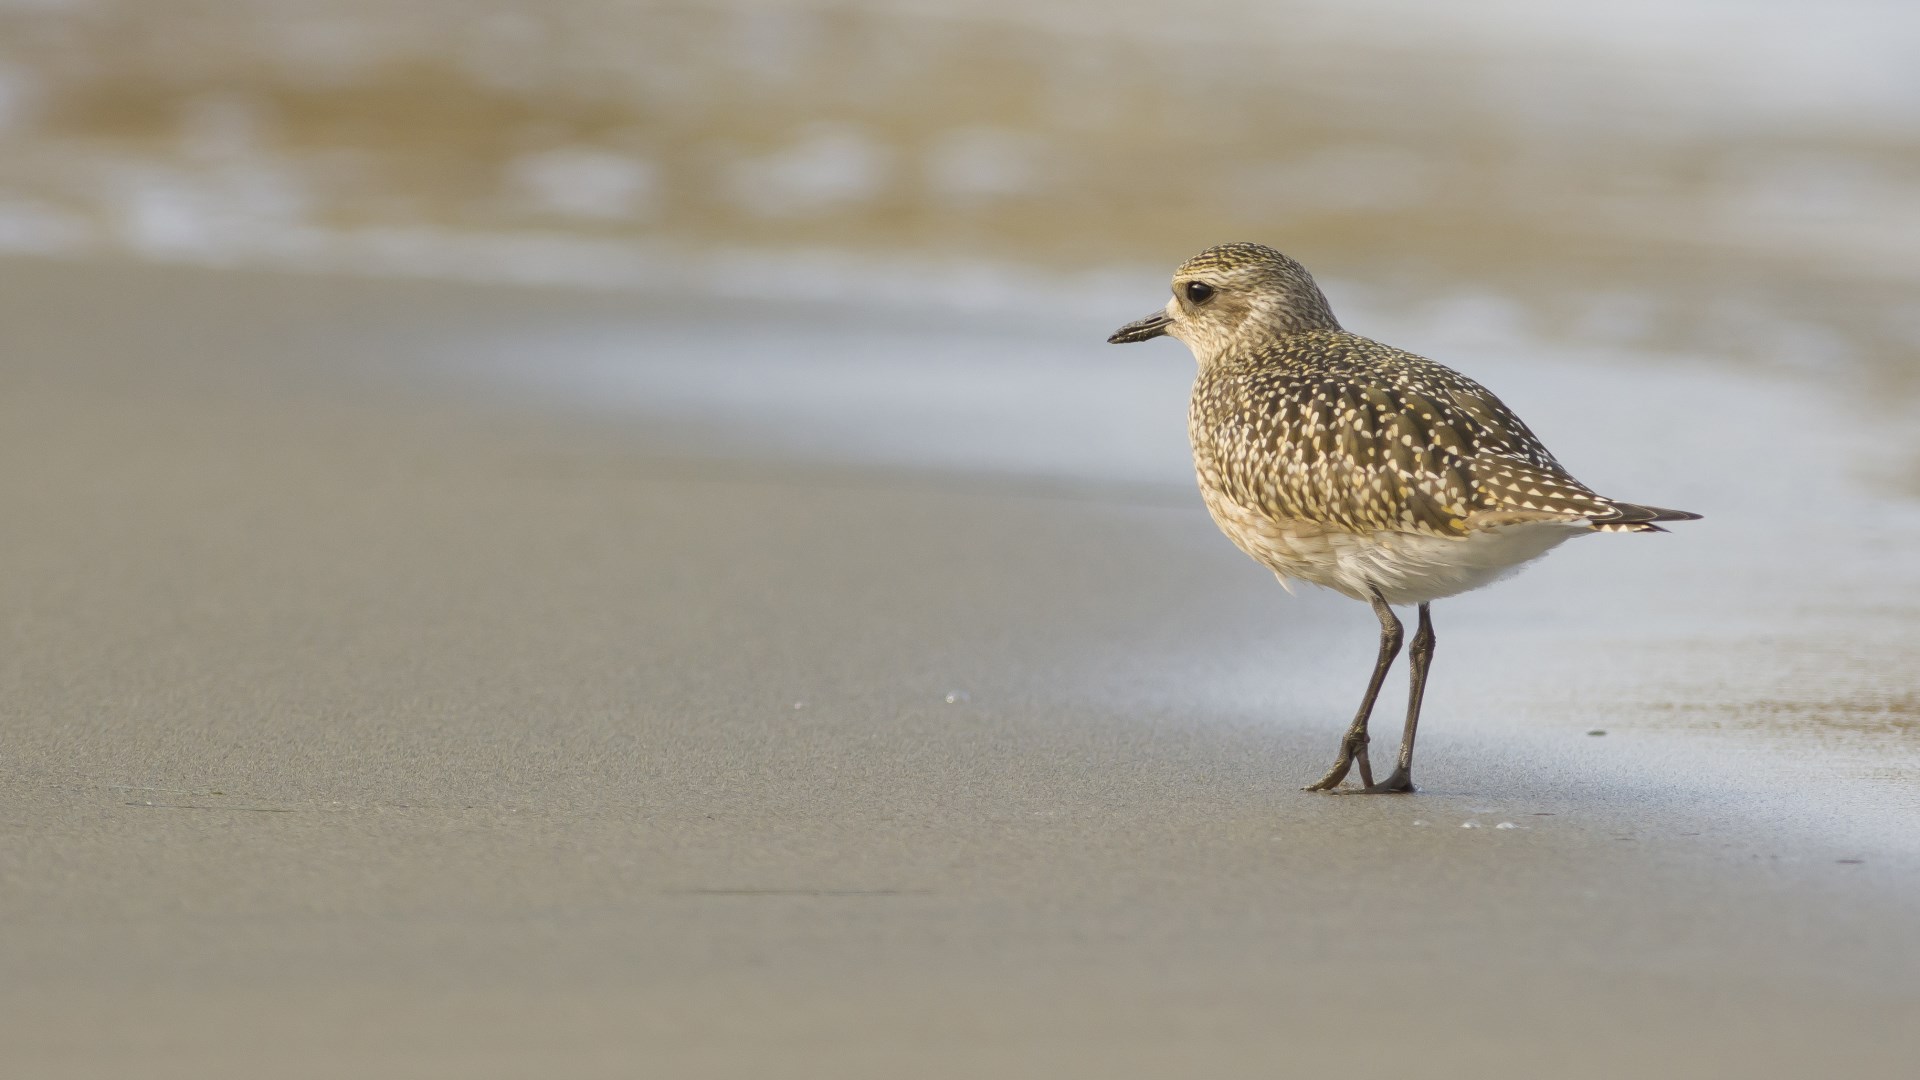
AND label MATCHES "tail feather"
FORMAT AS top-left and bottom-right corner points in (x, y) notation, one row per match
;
(1593, 501), (1700, 533)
